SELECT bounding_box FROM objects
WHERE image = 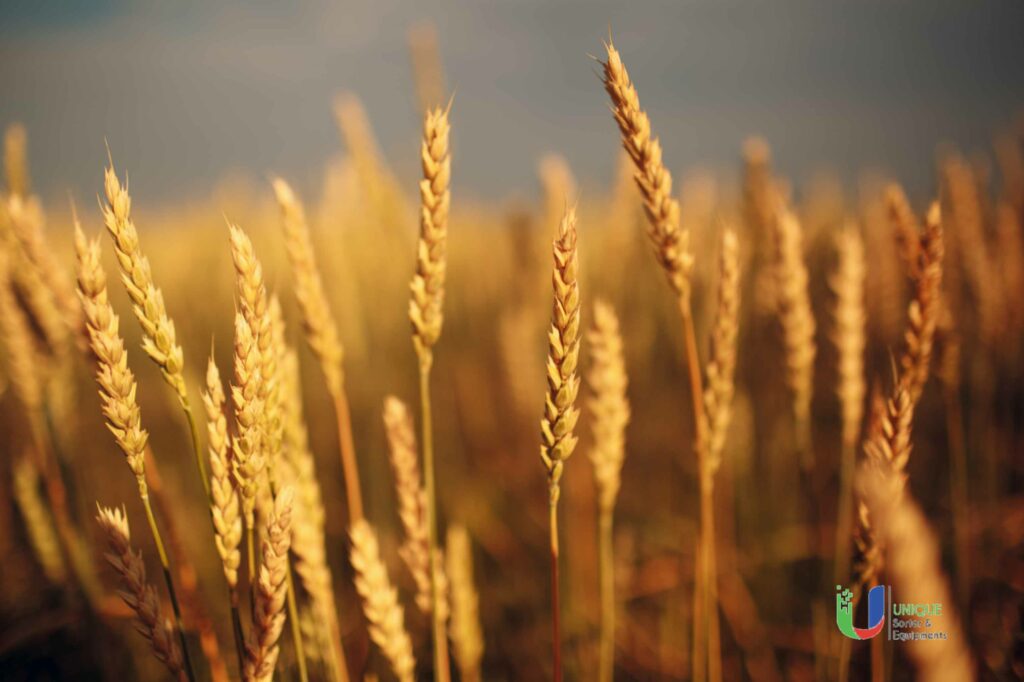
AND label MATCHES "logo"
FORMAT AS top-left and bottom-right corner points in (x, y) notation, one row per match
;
(835, 585), (886, 640)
